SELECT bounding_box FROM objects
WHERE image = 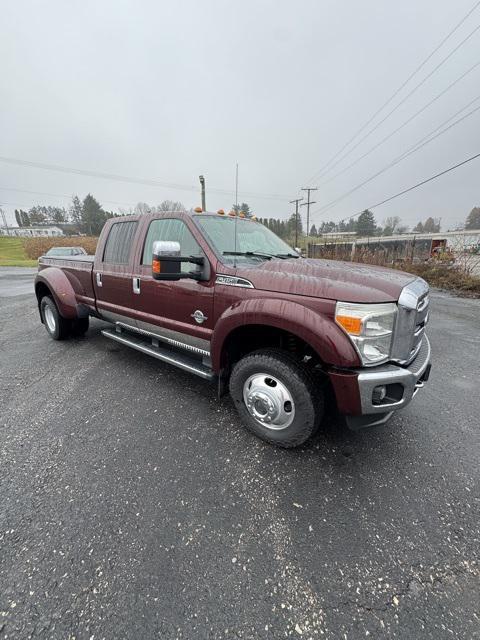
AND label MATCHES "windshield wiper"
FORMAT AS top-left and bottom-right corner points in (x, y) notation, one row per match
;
(223, 251), (273, 260)
(274, 253), (300, 259)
